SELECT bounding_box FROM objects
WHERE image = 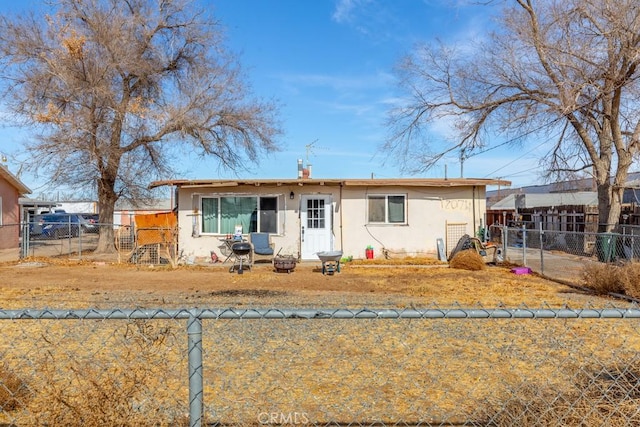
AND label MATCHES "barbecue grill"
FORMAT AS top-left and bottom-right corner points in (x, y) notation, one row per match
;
(229, 241), (252, 274)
